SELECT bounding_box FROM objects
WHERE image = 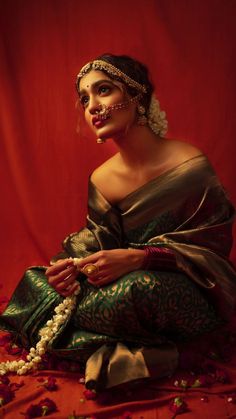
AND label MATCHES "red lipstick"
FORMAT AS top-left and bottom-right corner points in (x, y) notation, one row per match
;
(92, 116), (108, 128)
